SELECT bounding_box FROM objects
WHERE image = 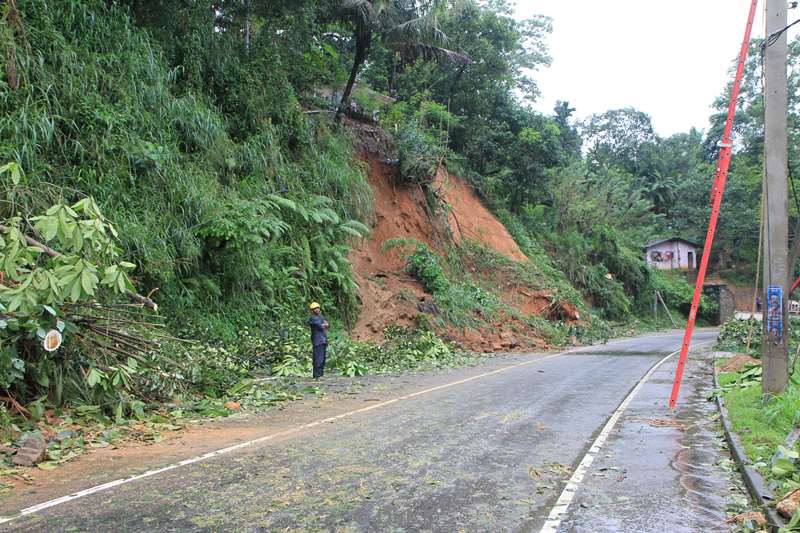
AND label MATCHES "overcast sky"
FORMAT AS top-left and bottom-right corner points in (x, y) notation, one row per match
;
(516, 1), (797, 136)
